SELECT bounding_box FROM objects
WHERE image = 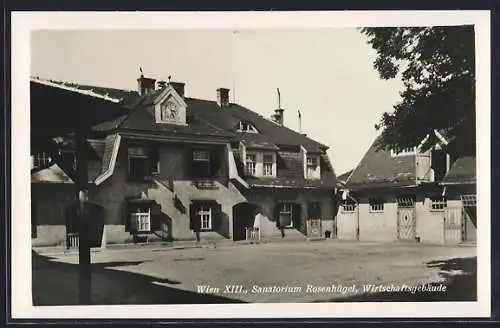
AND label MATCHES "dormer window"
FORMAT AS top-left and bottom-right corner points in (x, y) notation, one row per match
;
(237, 121), (259, 133)
(244, 152), (276, 177)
